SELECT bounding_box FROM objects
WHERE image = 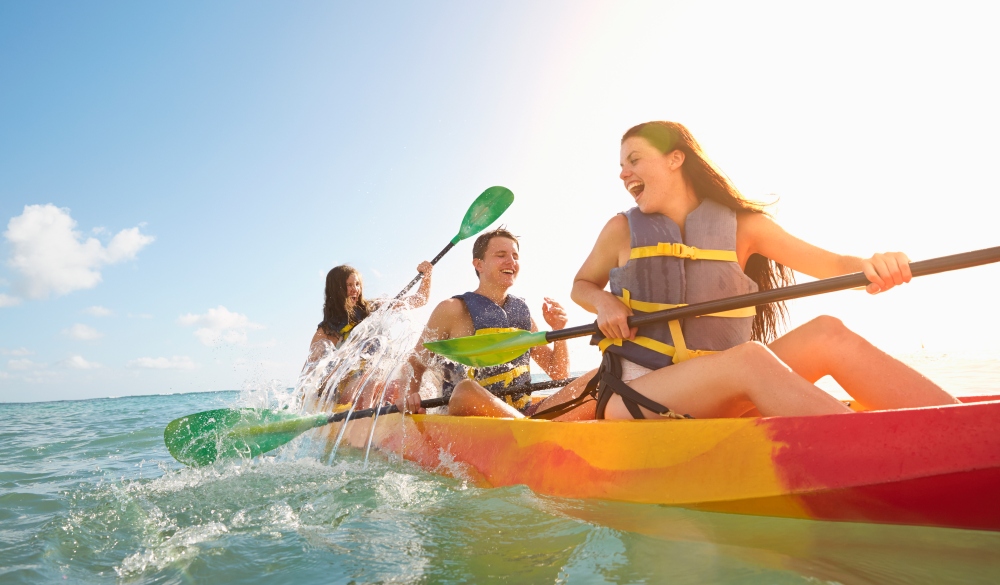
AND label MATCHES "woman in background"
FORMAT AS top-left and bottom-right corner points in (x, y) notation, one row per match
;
(303, 261), (433, 405)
